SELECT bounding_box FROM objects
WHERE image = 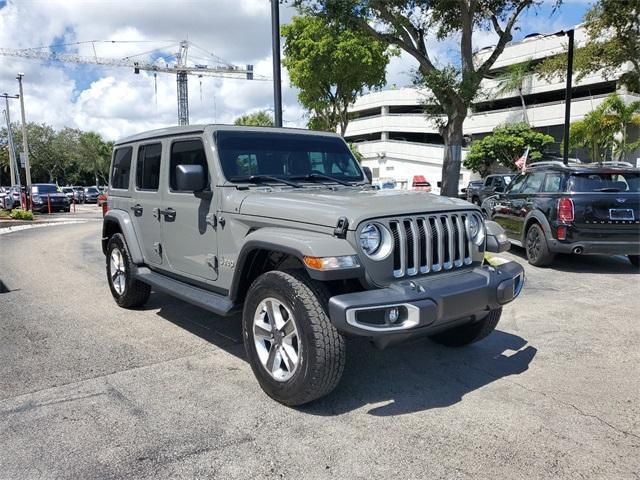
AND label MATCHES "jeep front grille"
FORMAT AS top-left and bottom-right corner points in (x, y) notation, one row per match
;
(388, 213), (476, 278)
